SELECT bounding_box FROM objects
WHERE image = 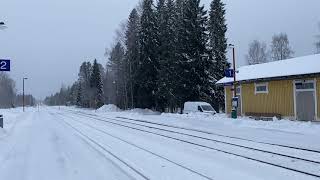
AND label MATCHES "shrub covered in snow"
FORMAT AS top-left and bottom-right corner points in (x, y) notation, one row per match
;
(96, 104), (121, 112)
